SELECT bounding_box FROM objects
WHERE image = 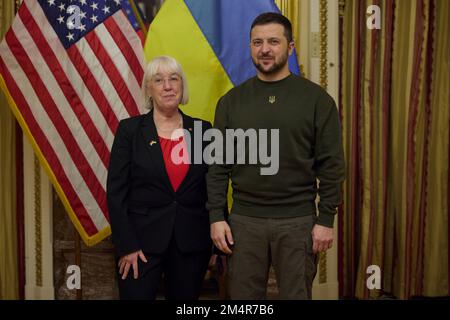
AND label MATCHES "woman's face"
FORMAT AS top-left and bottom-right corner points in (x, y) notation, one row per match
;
(148, 70), (183, 112)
